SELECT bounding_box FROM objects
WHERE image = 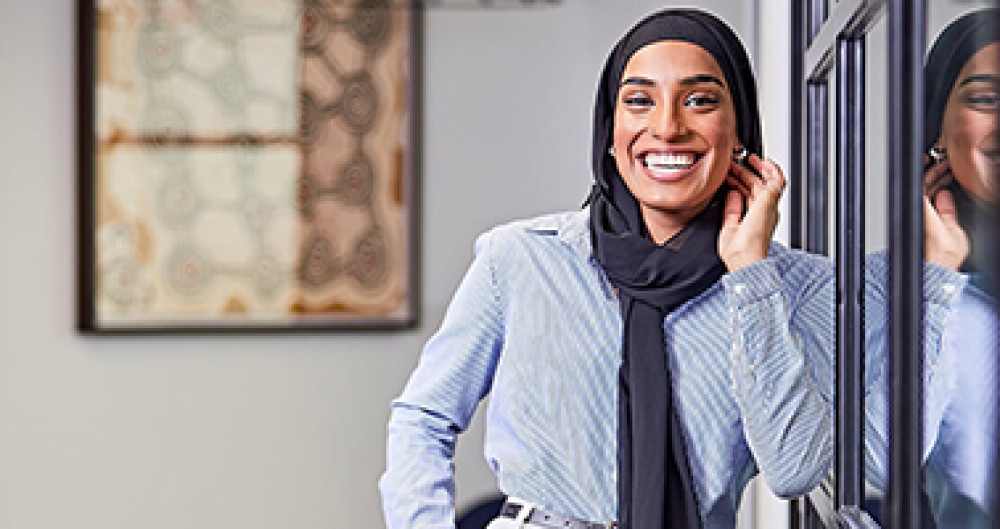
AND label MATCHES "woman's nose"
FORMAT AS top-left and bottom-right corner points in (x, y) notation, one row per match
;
(649, 103), (687, 139)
